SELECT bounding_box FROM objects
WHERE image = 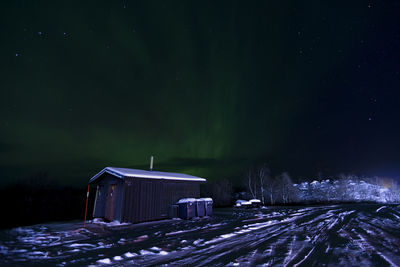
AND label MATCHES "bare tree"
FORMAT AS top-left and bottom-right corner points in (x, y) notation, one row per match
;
(276, 172), (293, 204)
(245, 168), (257, 199)
(258, 164), (270, 205)
(264, 175), (277, 205)
(337, 174), (348, 201)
